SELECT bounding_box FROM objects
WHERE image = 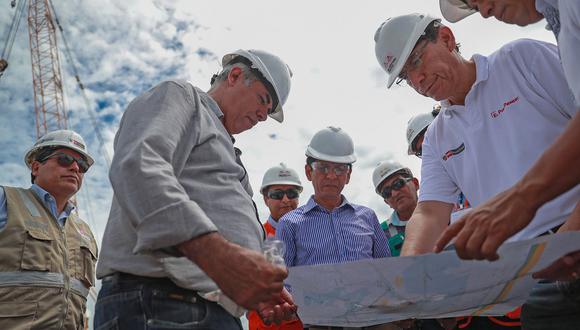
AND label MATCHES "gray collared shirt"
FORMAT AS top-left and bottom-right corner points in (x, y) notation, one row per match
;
(97, 80), (263, 293)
